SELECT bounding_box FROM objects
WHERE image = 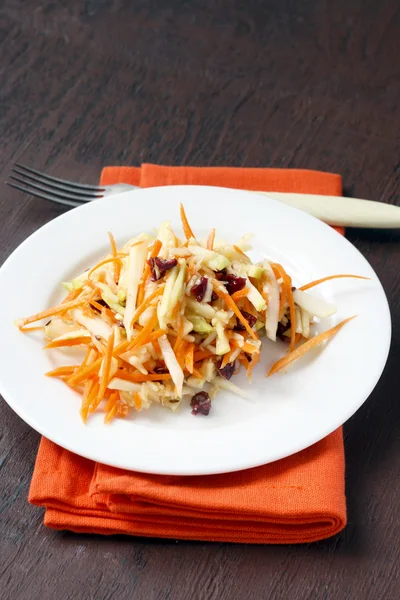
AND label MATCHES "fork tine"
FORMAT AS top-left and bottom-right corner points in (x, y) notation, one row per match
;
(6, 182), (81, 208)
(14, 163), (104, 192)
(11, 167), (103, 199)
(8, 175), (103, 203)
